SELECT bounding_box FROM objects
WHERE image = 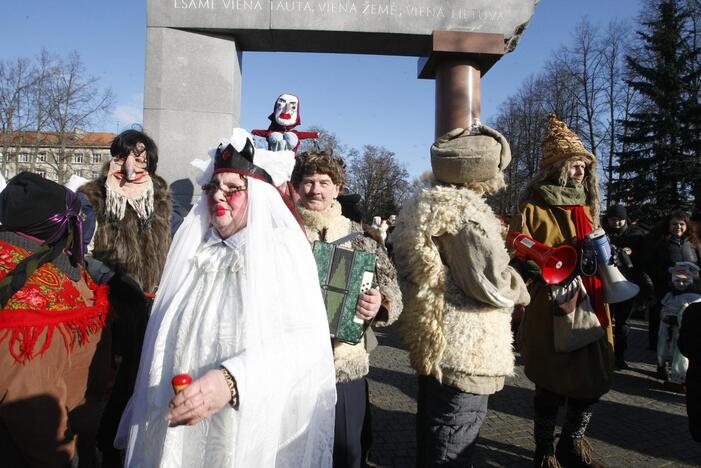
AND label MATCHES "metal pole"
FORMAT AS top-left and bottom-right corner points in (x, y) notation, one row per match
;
(434, 59), (481, 139)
